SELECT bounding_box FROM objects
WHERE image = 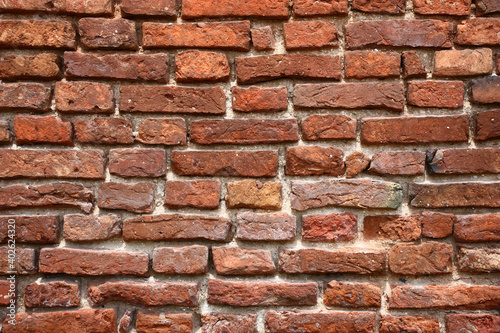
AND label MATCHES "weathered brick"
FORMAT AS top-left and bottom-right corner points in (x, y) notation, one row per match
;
(279, 247), (386, 274)
(0, 149), (105, 179)
(182, 0), (288, 18)
(302, 114), (357, 141)
(0, 280), (14, 306)
(446, 314), (500, 333)
(389, 242), (453, 275)
(251, 26), (275, 50)
(226, 180), (282, 210)
(152, 245), (208, 274)
(232, 86), (287, 112)
(0, 121), (11, 144)
(402, 51), (426, 78)
(346, 20), (453, 48)
(458, 247), (500, 273)
(390, 284), (500, 310)
(284, 21), (337, 50)
(121, 0), (176, 16)
(88, 281), (198, 307)
(324, 281), (381, 308)
(414, 0), (471, 15)
(0, 83), (51, 111)
(79, 18), (138, 50)
(0, 247), (36, 274)
(2, 309), (117, 333)
(410, 182), (500, 208)
(208, 279), (317, 306)
(176, 50), (229, 82)
(265, 311), (376, 333)
(368, 151), (426, 176)
(291, 180), (402, 211)
(14, 115), (73, 146)
(421, 212), (455, 238)
(118, 309), (134, 333)
(428, 148), (500, 174)
(476, 109), (500, 141)
(0, 0), (113, 15)
(471, 76), (500, 104)
(407, 80), (464, 108)
(345, 152), (370, 178)
(164, 180), (221, 209)
(98, 182), (155, 213)
(0, 54), (60, 80)
(361, 115), (469, 144)
(109, 149), (166, 177)
(294, 82), (404, 111)
(39, 248), (148, 276)
(172, 150), (278, 177)
(137, 118), (187, 145)
(434, 49), (493, 76)
(24, 281), (79, 308)
(202, 313), (256, 333)
(286, 146), (344, 176)
(120, 85), (225, 114)
(293, 0), (348, 16)
(380, 315), (440, 333)
(213, 246), (276, 275)
(302, 212), (357, 242)
(0, 20), (75, 49)
(345, 51), (400, 78)
(65, 52), (168, 81)
(476, 0), (500, 15)
(0, 215), (59, 244)
(236, 54), (341, 83)
(74, 118), (133, 144)
(63, 214), (121, 242)
(123, 214), (231, 241)
(352, 0), (406, 13)
(456, 18), (500, 46)
(136, 312), (193, 333)
(0, 182), (93, 213)
(143, 21), (251, 50)
(454, 214), (500, 242)
(364, 215), (422, 241)
(55, 81), (114, 113)
(236, 212), (296, 241)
